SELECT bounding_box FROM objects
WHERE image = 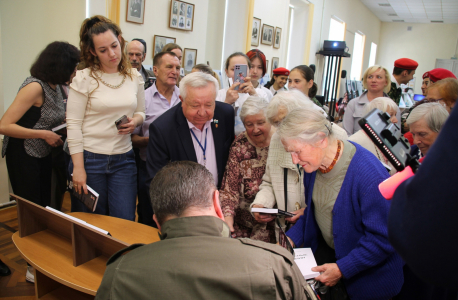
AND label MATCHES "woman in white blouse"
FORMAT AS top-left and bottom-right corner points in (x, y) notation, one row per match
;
(67, 16), (145, 220)
(246, 49), (273, 101)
